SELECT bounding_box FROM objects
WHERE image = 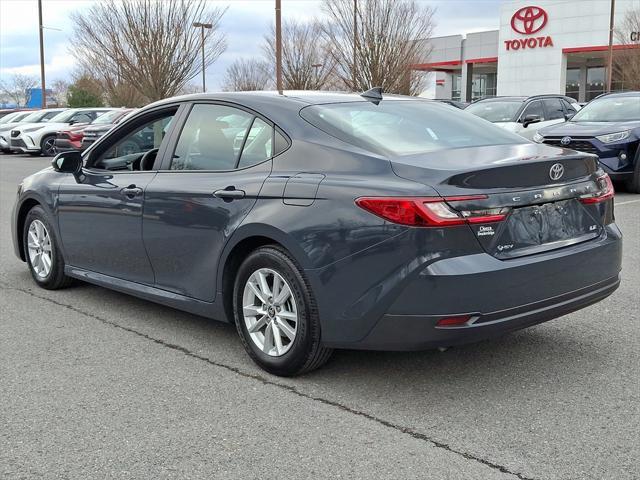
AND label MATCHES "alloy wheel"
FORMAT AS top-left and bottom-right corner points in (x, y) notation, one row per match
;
(43, 137), (56, 156)
(242, 268), (298, 357)
(27, 219), (52, 278)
